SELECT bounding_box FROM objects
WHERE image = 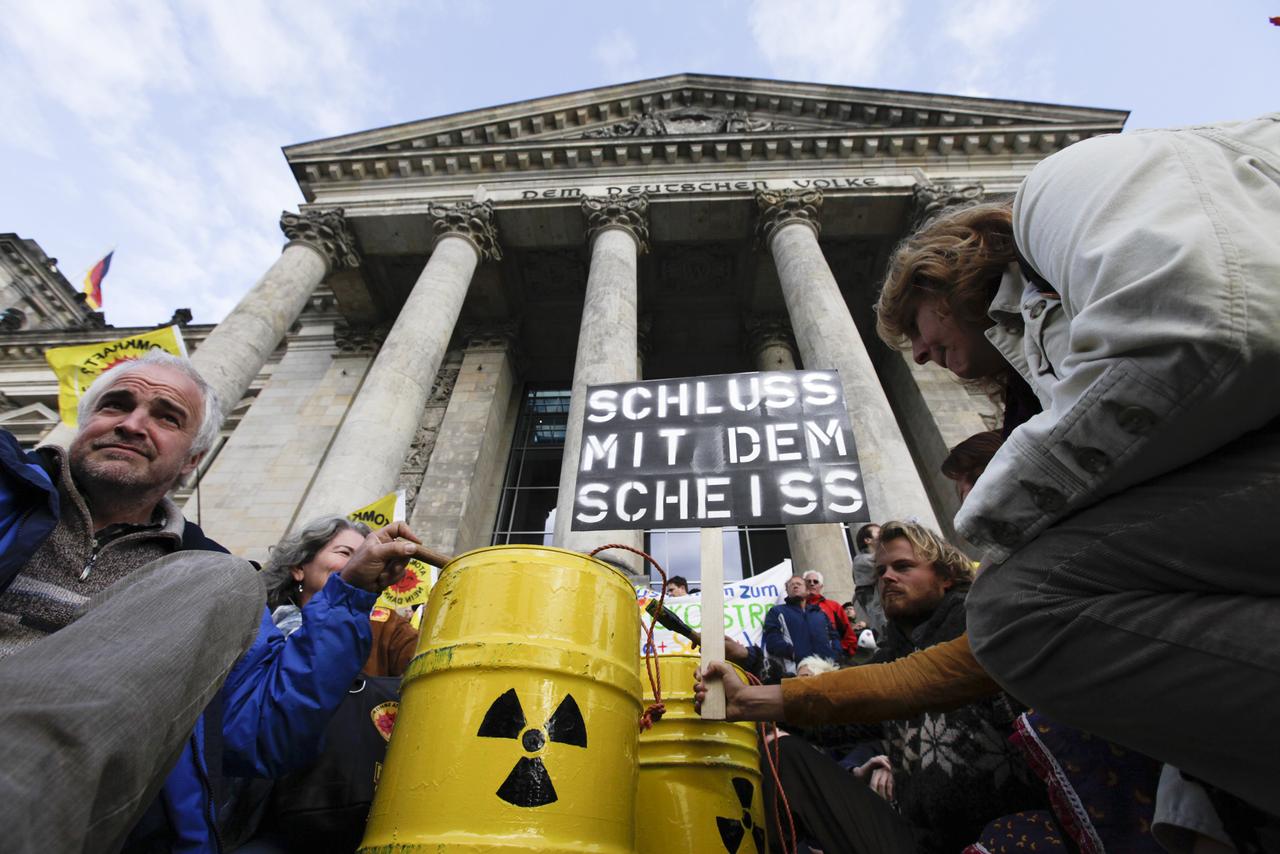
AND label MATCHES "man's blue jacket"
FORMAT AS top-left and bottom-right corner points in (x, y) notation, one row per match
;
(761, 596), (840, 663)
(0, 430), (376, 852)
